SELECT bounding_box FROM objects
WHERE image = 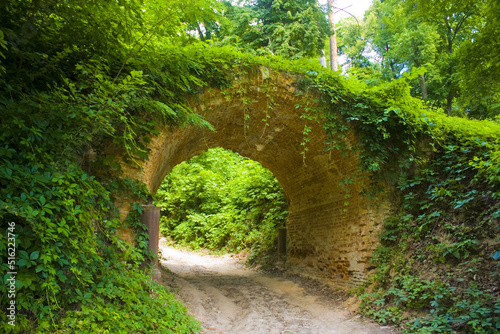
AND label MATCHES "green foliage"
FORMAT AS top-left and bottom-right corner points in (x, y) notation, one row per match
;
(141, 0), (226, 44)
(56, 270), (200, 334)
(0, 0), (218, 332)
(361, 274), (500, 333)
(220, 0), (330, 59)
(155, 148), (288, 266)
(1, 0), (499, 332)
(339, 0), (498, 119)
(358, 135), (500, 332)
(0, 141), (199, 332)
(458, 0), (500, 119)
